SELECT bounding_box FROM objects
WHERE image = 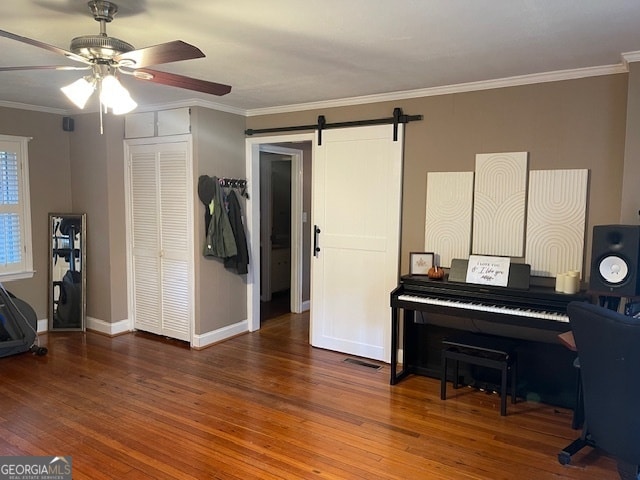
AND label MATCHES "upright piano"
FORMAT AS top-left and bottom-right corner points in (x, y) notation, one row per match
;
(390, 262), (591, 408)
